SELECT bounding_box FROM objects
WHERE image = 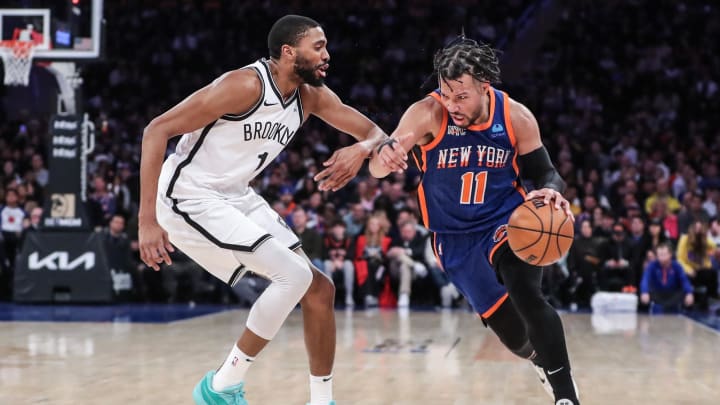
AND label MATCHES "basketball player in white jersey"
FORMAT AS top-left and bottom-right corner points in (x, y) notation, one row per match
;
(139, 15), (387, 405)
